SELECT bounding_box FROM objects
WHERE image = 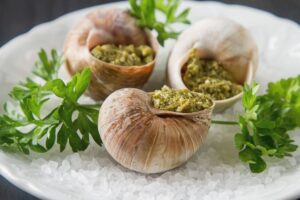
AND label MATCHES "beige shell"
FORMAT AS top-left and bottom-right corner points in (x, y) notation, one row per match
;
(167, 17), (258, 112)
(98, 88), (214, 174)
(63, 8), (159, 100)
